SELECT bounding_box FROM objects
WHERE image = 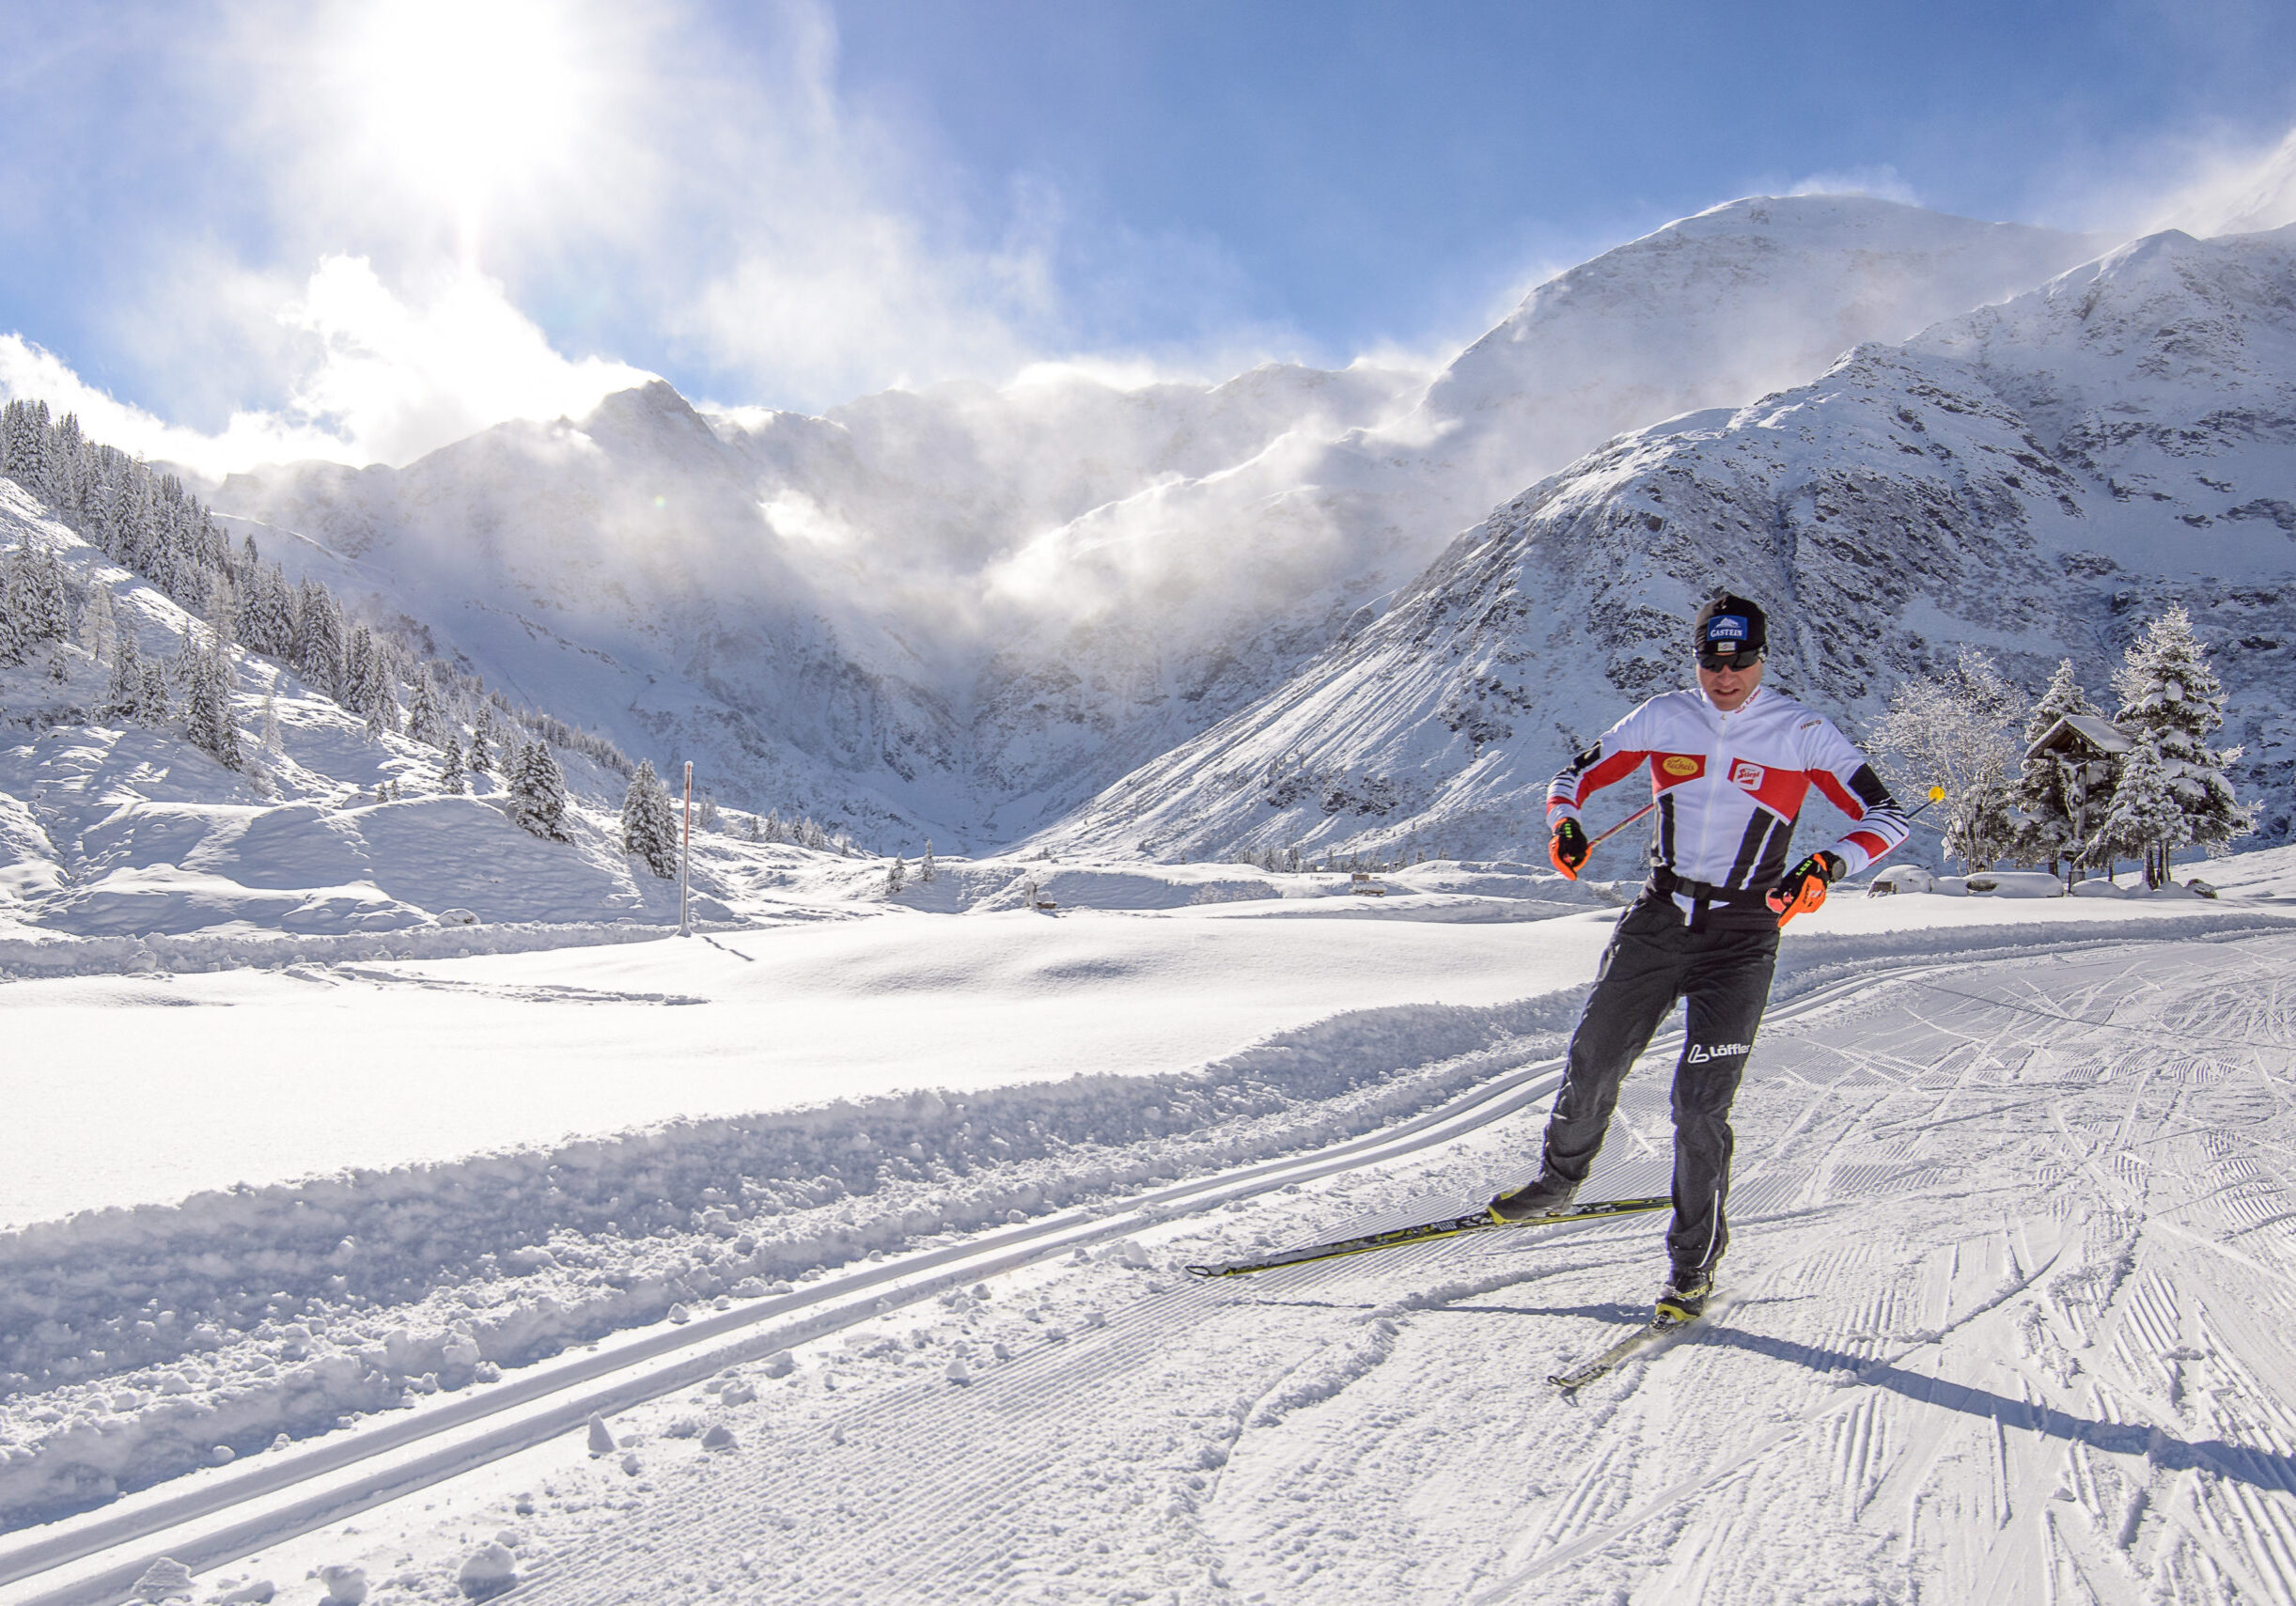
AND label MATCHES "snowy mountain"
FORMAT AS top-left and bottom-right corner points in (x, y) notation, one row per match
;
(1038, 223), (2296, 864)
(202, 197), (2107, 851)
